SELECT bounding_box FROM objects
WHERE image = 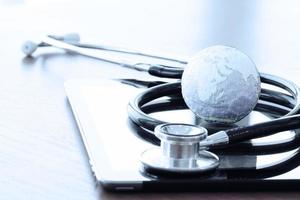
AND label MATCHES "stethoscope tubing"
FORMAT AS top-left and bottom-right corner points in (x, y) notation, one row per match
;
(127, 73), (300, 149)
(38, 37), (187, 76)
(128, 74), (300, 129)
